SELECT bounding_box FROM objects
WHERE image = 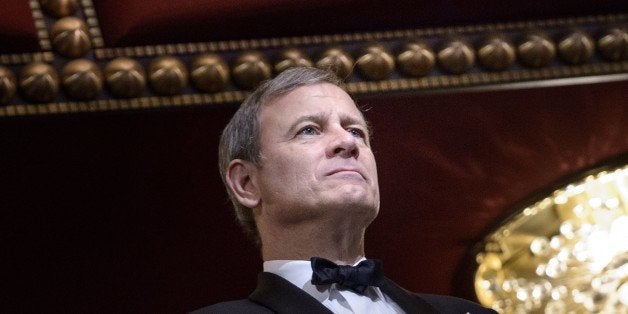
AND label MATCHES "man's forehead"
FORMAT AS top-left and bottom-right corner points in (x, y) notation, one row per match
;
(260, 84), (363, 118)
